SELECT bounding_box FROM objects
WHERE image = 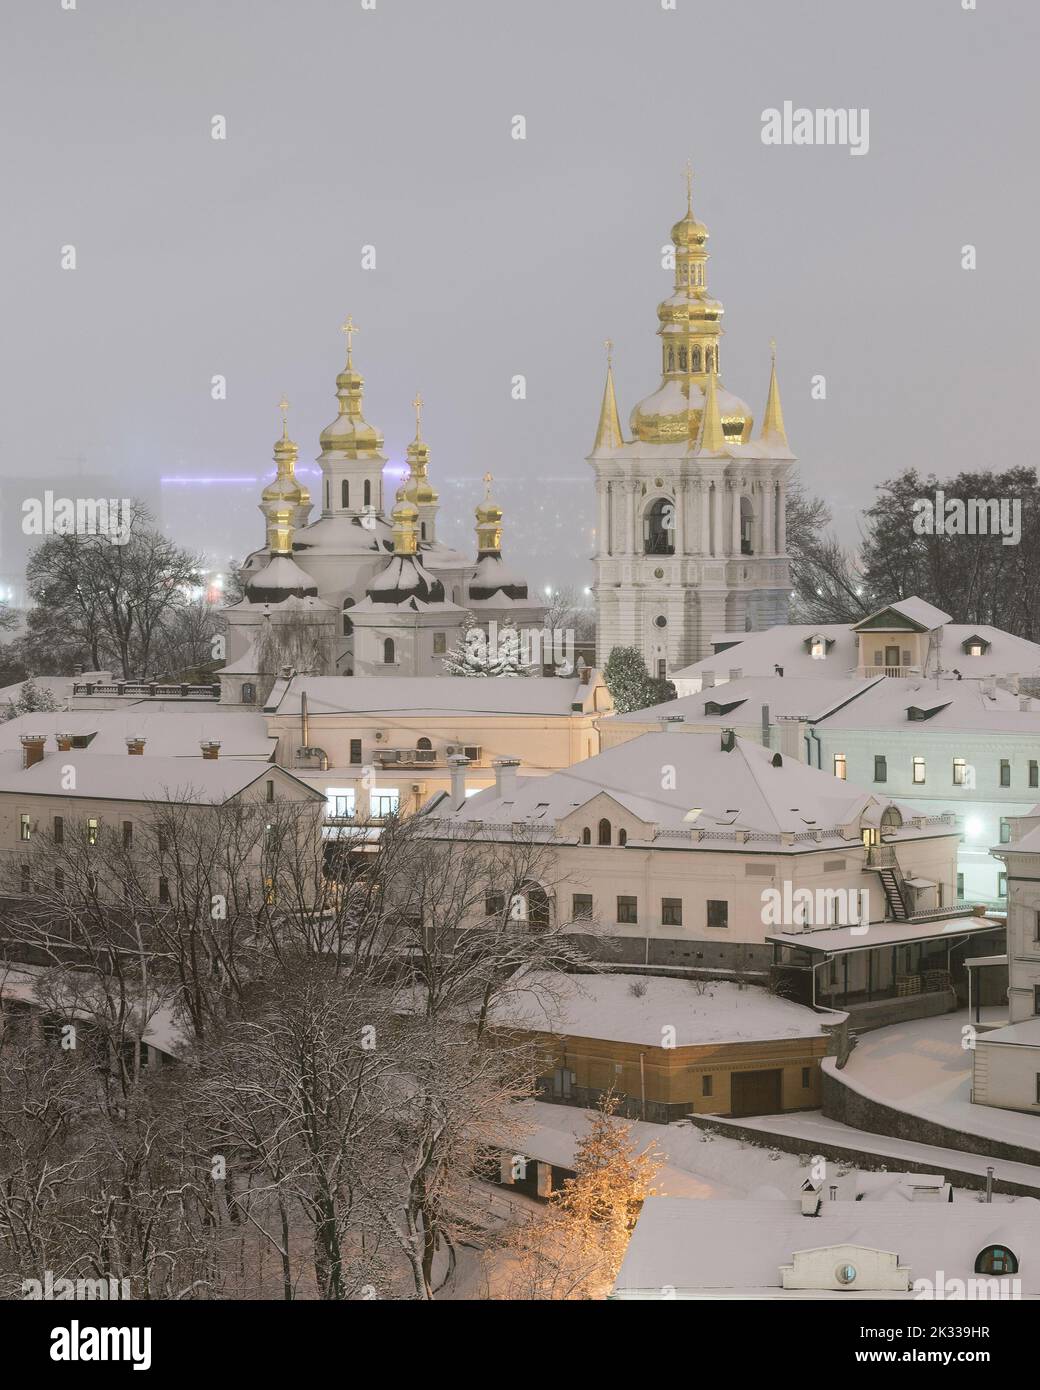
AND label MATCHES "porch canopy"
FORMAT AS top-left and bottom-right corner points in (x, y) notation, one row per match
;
(767, 914), (1002, 957)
